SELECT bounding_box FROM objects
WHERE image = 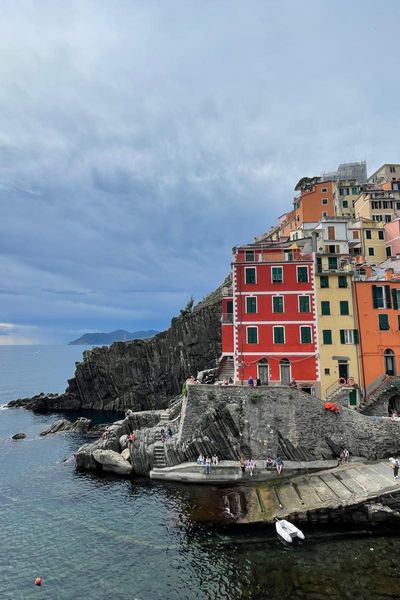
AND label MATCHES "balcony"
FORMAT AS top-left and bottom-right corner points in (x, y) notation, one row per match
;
(221, 313), (233, 324)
